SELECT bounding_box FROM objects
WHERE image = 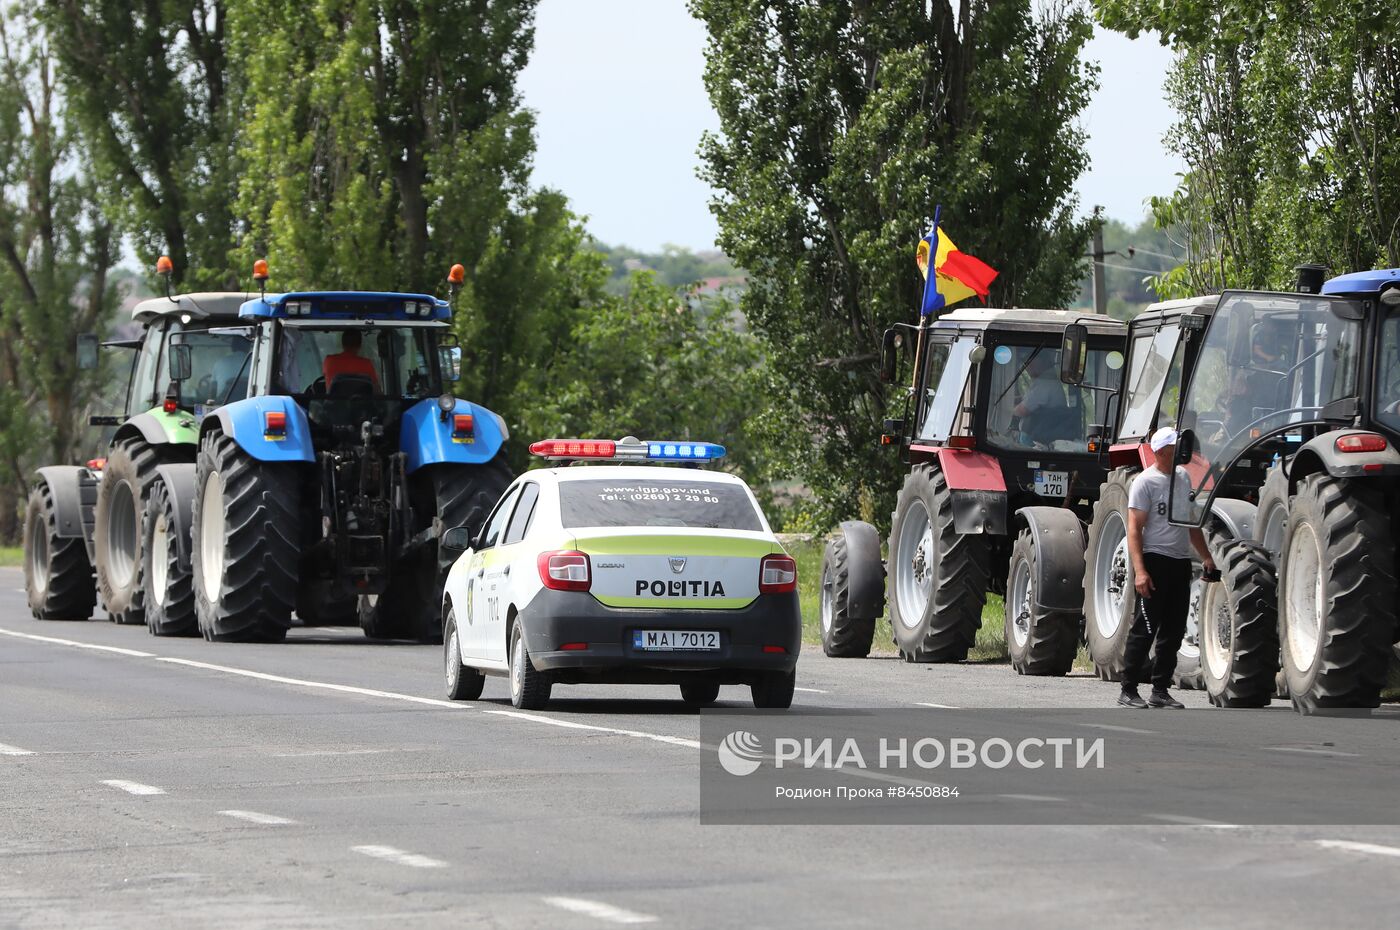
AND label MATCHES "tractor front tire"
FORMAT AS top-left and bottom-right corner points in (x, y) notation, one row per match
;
(191, 432), (300, 643)
(1199, 540), (1278, 707)
(889, 464), (988, 663)
(23, 482), (96, 621)
(142, 477), (196, 636)
(819, 530), (877, 658)
(1005, 528), (1078, 676)
(1083, 467), (1139, 681)
(93, 438), (162, 625)
(1279, 474), (1394, 714)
